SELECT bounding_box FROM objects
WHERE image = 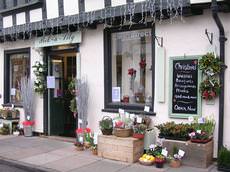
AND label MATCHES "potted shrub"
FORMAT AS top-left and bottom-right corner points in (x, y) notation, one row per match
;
(155, 155), (165, 168)
(218, 146), (230, 171)
(99, 116), (113, 135)
(133, 124), (147, 139)
(20, 78), (35, 137)
(169, 145), (185, 168)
